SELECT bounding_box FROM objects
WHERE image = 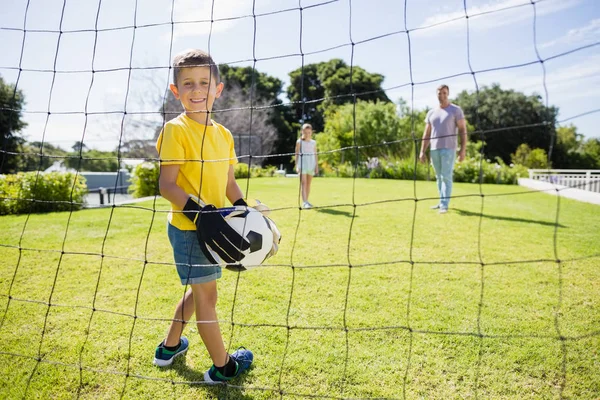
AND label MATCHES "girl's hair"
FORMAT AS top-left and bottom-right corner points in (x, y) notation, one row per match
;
(301, 123), (313, 140)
